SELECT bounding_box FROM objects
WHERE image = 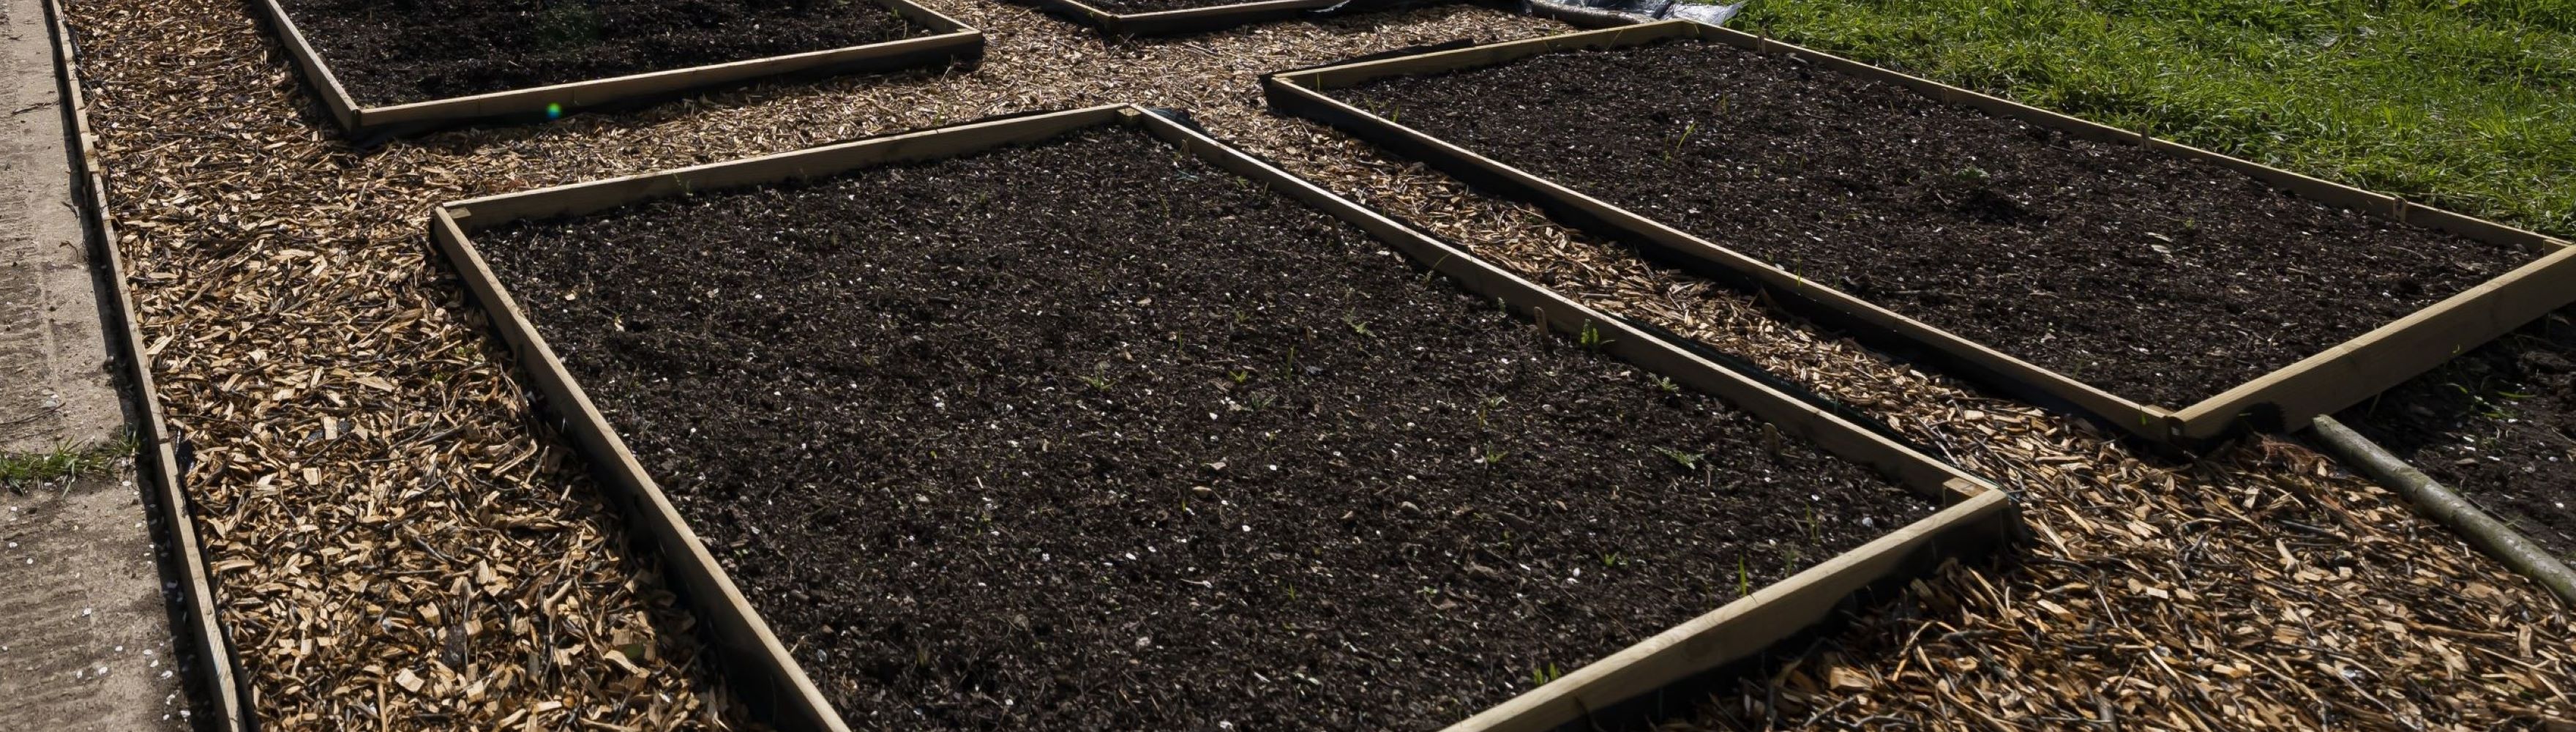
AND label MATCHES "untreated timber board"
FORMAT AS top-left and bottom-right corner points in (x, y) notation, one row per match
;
(255, 0), (982, 138)
(428, 103), (2014, 731)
